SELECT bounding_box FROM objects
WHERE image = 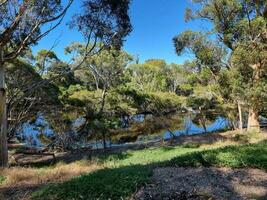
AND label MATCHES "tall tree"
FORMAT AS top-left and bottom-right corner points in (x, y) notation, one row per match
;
(0, 0), (132, 167)
(63, 45), (133, 149)
(184, 0), (267, 131)
(0, 0), (73, 167)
